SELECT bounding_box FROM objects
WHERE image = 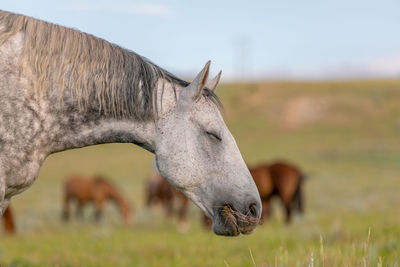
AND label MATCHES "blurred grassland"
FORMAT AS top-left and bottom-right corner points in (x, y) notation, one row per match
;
(1, 80), (400, 266)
